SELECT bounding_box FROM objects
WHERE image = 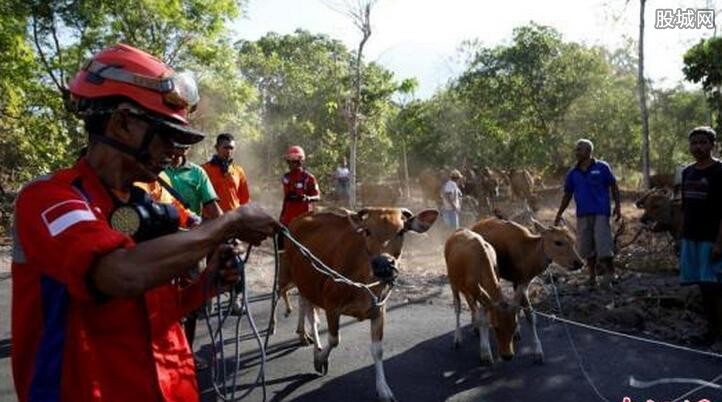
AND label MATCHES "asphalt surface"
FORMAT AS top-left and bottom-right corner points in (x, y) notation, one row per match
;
(1, 277), (722, 402)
